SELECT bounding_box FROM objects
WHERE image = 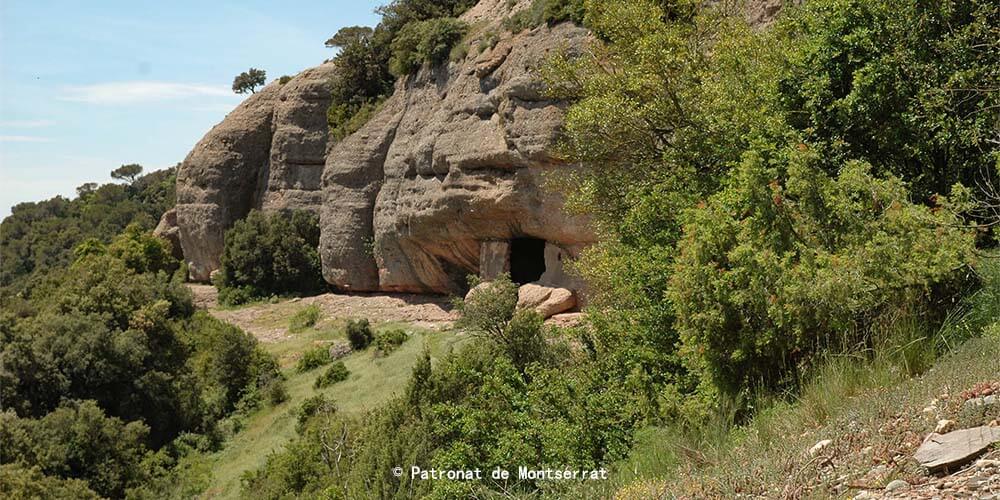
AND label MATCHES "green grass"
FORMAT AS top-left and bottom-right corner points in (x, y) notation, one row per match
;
(195, 323), (467, 499)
